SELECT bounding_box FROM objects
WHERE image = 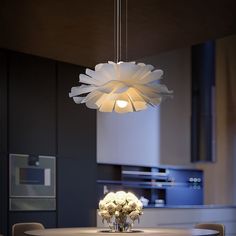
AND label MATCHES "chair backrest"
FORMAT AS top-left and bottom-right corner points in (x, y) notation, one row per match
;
(12, 222), (45, 236)
(195, 223), (225, 236)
